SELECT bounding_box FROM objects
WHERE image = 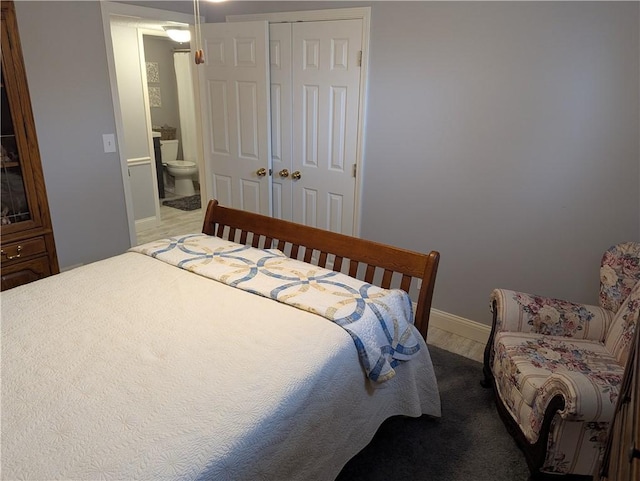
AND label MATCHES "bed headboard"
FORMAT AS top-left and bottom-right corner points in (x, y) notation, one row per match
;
(202, 199), (440, 341)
